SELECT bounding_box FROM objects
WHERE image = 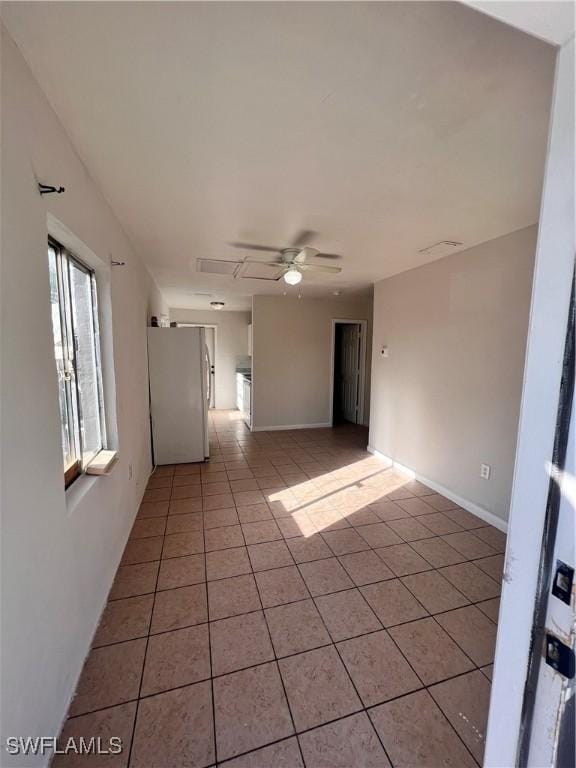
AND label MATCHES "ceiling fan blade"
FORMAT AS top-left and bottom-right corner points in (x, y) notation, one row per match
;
(244, 259), (284, 266)
(228, 242), (282, 253)
(290, 229), (318, 249)
(299, 264), (342, 274)
(315, 252), (342, 260)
